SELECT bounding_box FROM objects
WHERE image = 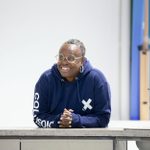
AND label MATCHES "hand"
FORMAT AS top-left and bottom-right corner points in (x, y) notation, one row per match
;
(58, 108), (73, 128)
